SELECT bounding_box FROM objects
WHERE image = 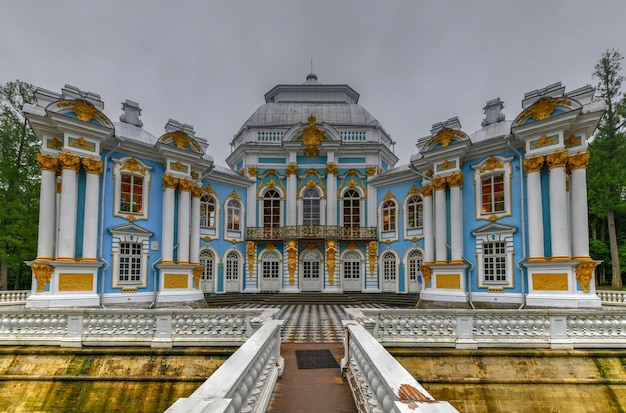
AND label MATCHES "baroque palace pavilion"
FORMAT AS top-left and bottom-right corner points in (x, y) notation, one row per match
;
(23, 74), (604, 309)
